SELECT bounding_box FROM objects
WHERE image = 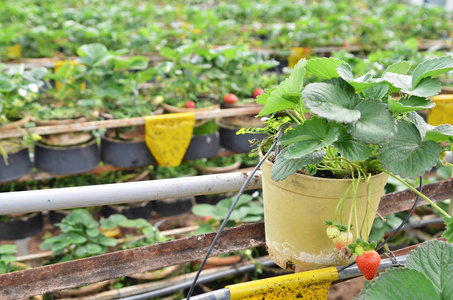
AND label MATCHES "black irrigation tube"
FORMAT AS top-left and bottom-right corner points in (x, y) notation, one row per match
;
(376, 177), (423, 251)
(185, 122), (291, 299)
(185, 142), (277, 299)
